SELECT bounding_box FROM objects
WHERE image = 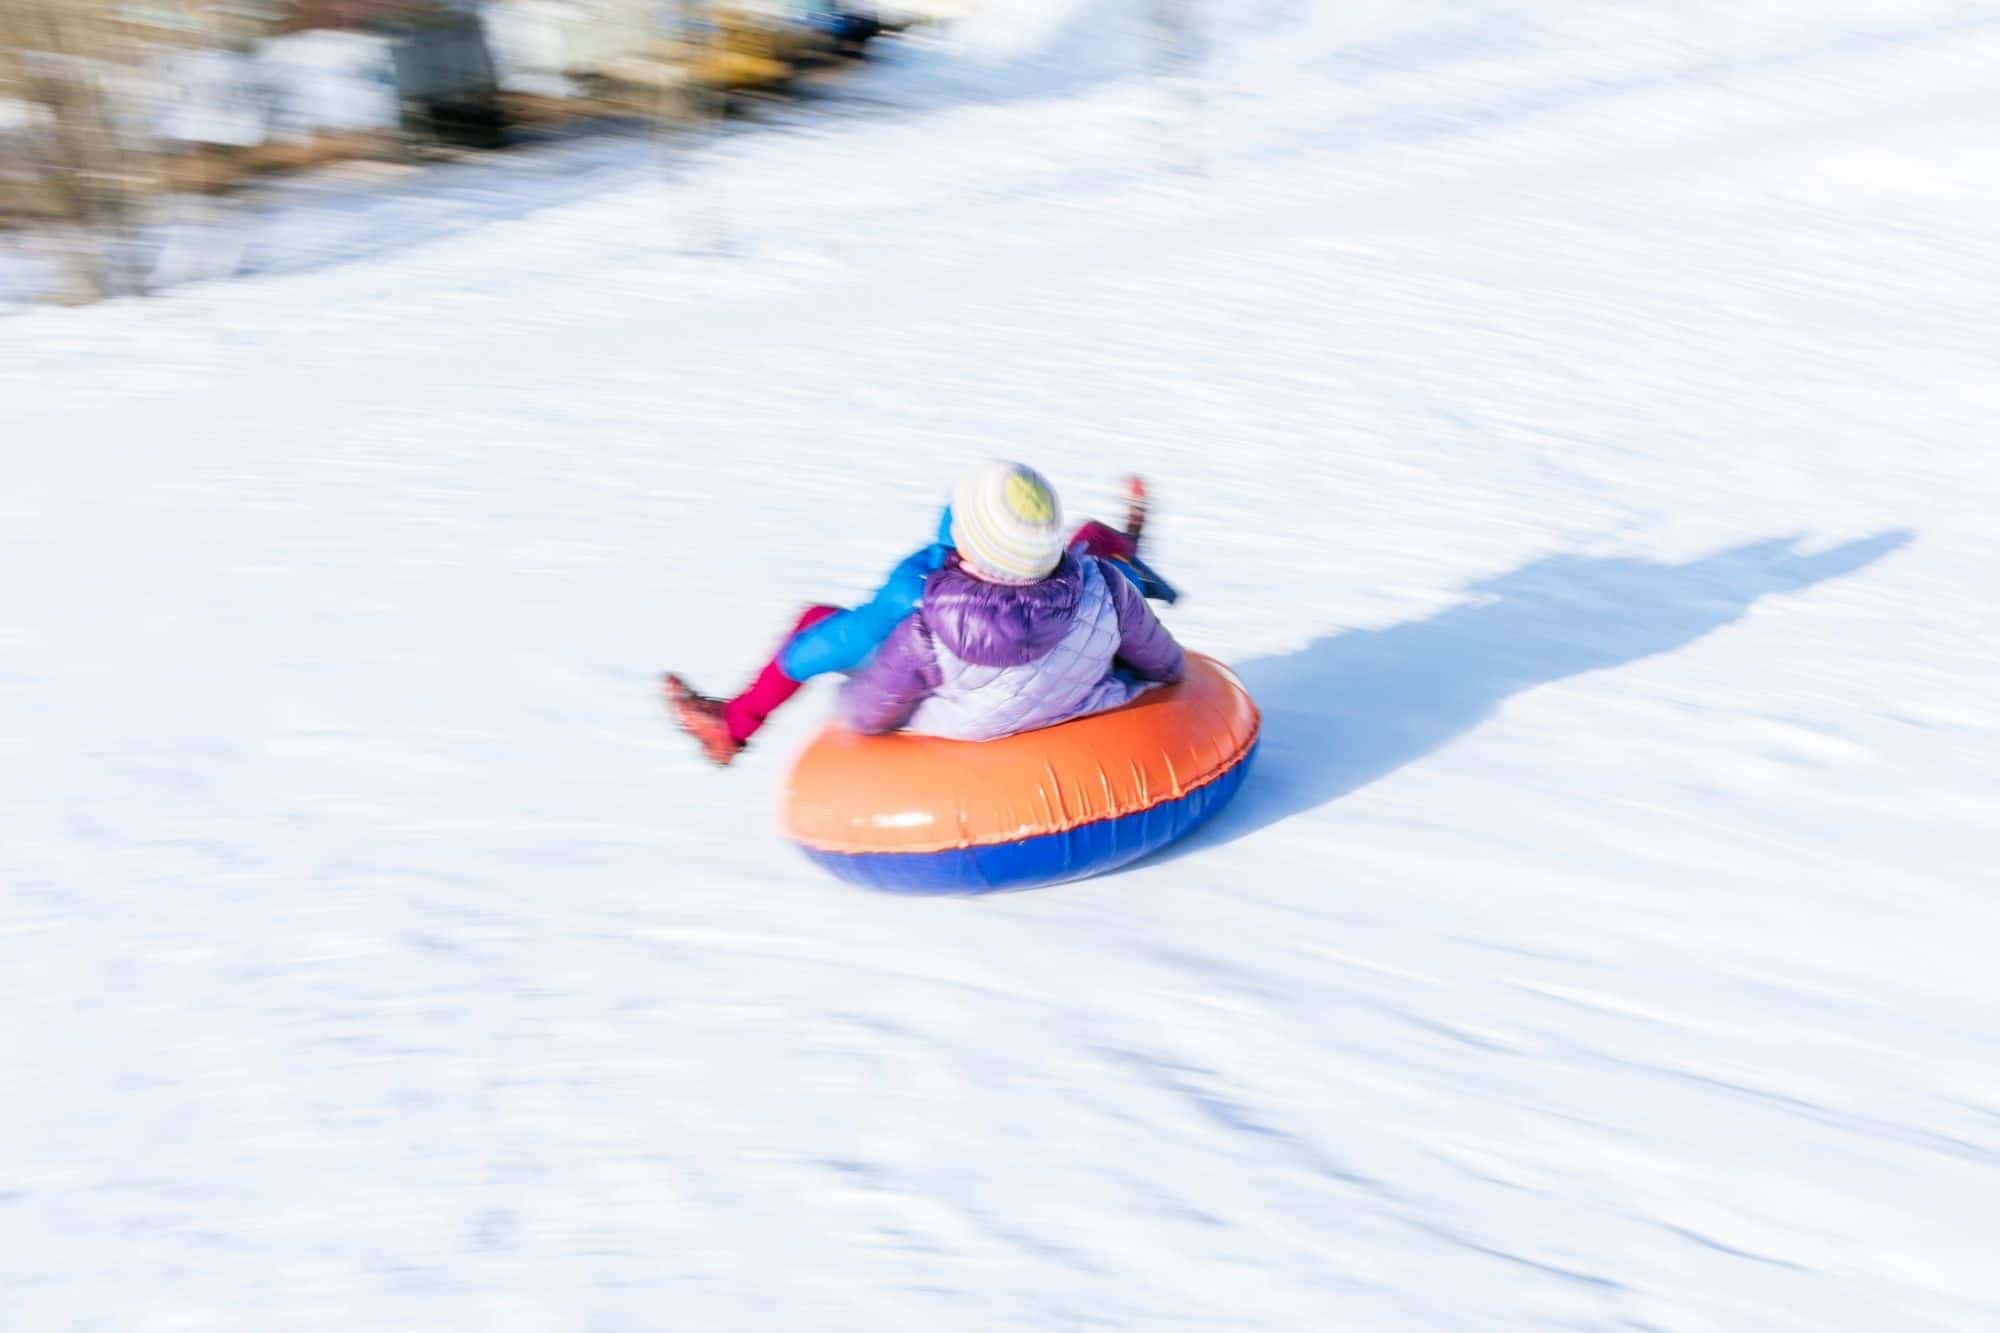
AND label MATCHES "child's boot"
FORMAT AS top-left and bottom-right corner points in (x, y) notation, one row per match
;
(1117, 476), (1179, 604)
(1123, 475), (1150, 546)
(663, 674), (745, 767)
